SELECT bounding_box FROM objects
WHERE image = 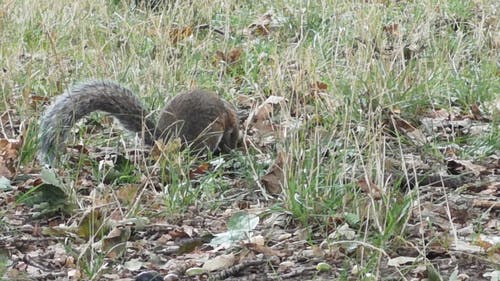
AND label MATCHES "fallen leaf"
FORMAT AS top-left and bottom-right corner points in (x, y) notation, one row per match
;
(29, 93), (50, 111)
(472, 199), (500, 210)
(78, 209), (107, 240)
(245, 242), (283, 257)
(202, 253), (236, 271)
(469, 103), (483, 120)
(169, 25), (194, 44)
(356, 178), (382, 200)
(123, 258), (145, 271)
(452, 240), (483, 254)
(389, 113), (427, 145)
(251, 96), (286, 133)
(316, 262), (332, 272)
(115, 184), (139, 205)
(103, 226), (131, 259)
(213, 48), (243, 66)
(302, 81), (328, 105)
(0, 138), (22, 178)
(247, 12), (273, 36)
(383, 23), (400, 37)
(387, 256), (417, 267)
(189, 162), (210, 179)
(447, 159), (487, 176)
(261, 152), (288, 194)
